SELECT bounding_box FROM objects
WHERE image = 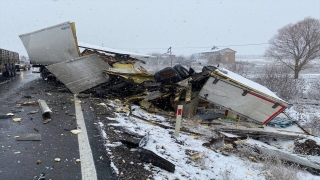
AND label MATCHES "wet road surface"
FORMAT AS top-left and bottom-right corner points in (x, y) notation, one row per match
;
(0, 70), (114, 179)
